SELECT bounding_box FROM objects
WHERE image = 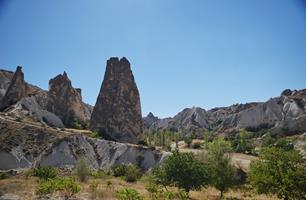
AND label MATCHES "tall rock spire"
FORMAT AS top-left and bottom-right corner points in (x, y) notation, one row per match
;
(90, 57), (144, 144)
(0, 66), (28, 111)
